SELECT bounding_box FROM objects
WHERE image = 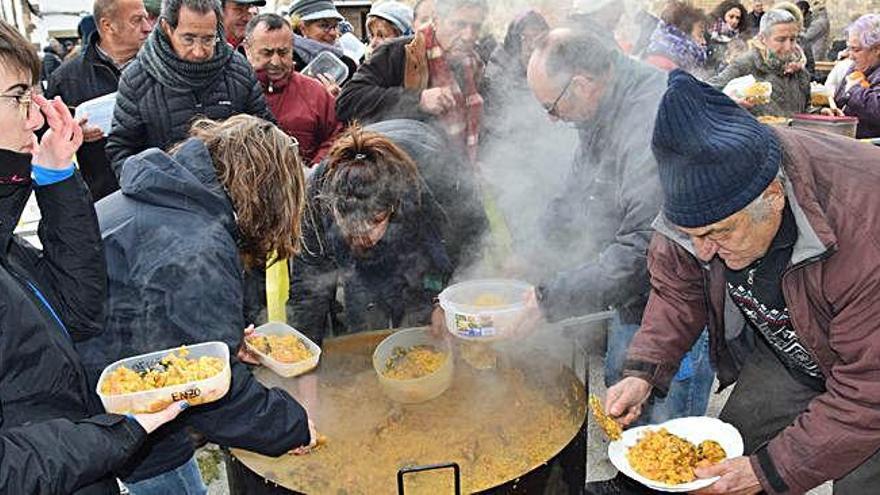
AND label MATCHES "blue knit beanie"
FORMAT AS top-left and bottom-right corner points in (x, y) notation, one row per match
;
(652, 70), (781, 228)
